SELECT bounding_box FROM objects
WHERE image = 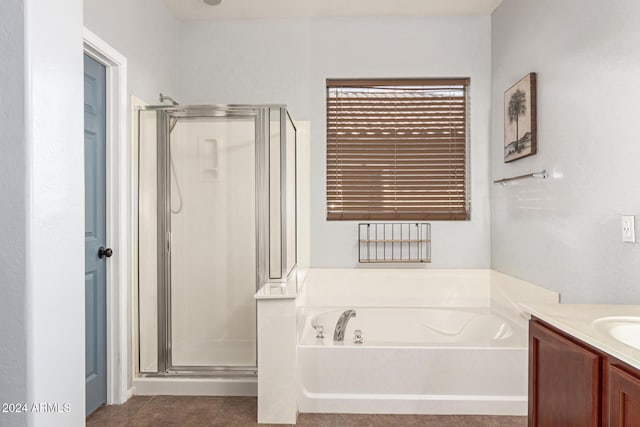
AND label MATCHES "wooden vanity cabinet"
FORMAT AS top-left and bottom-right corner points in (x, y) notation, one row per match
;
(529, 318), (640, 427)
(608, 363), (640, 426)
(529, 319), (602, 426)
